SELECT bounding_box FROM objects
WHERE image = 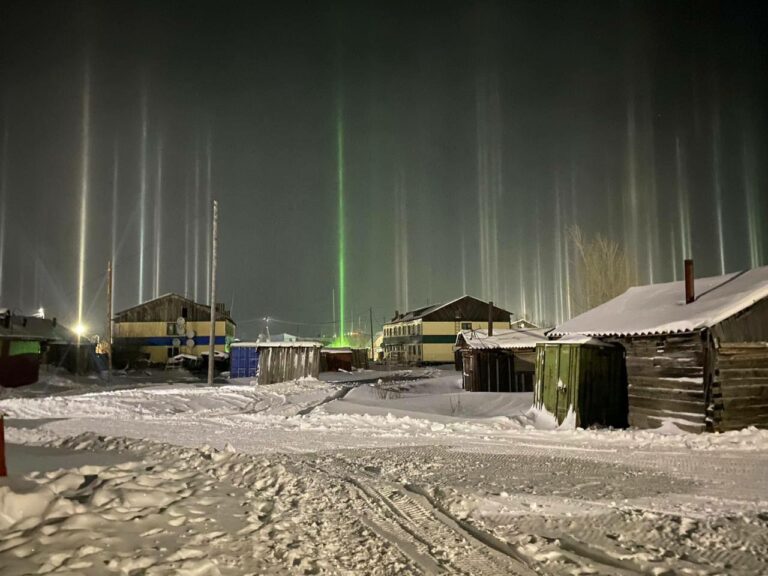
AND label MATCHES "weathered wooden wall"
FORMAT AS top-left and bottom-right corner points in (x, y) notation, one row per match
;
(712, 296), (768, 343)
(115, 294), (230, 323)
(621, 334), (707, 432)
(712, 342), (768, 431)
(463, 349), (534, 393)
(257, 347), (320, 384)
